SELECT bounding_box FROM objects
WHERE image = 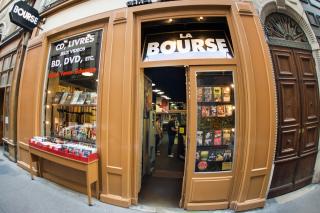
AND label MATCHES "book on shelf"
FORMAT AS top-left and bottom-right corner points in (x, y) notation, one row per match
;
(225, 105), (233, 116)
(201, 106), (210, 117)
(214, 150), (224, 161)
(59, 92), (69, 104)
(204, 131), (213, 146)
(214, 130), (222, 145)
(217, 105), (226, 117)
(222, 86), (231, 102)
(64, 93), (74, 105)
(223, 149), (232, 161)
(76, 92), (88, 105)
(85, 92), (97, 105)
(222, 162), (232, 171)
(213, 87), (222, 102)
(197, 131), (203, 146)
(70, 91), (82, 104)
(222, 129), (232, 145)
(204, 87), (212, 102)
(197, 87), (203, 102)
(200, 150), (209, 161)
(210, 106), (217, 117)
(52, 92), (64, 104)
